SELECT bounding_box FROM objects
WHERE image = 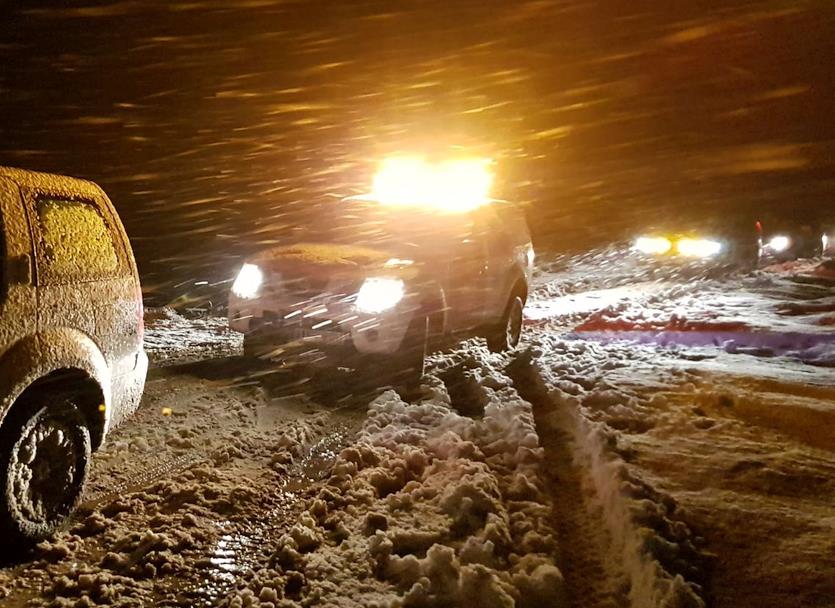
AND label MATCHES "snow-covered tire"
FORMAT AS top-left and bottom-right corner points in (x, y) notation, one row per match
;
(0, 399), (91, 547)
(487, 295), (524, 352)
